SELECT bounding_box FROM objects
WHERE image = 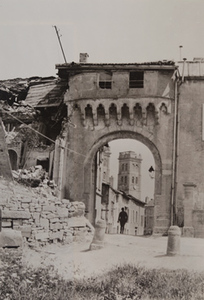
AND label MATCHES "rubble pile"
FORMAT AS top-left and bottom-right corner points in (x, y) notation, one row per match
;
(0, 101), (36, 123)
(0, 77), (36, 120)
(0, 178), (93, 247)
(12, 165), (51, 188)
(5, 128), (18, 144)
